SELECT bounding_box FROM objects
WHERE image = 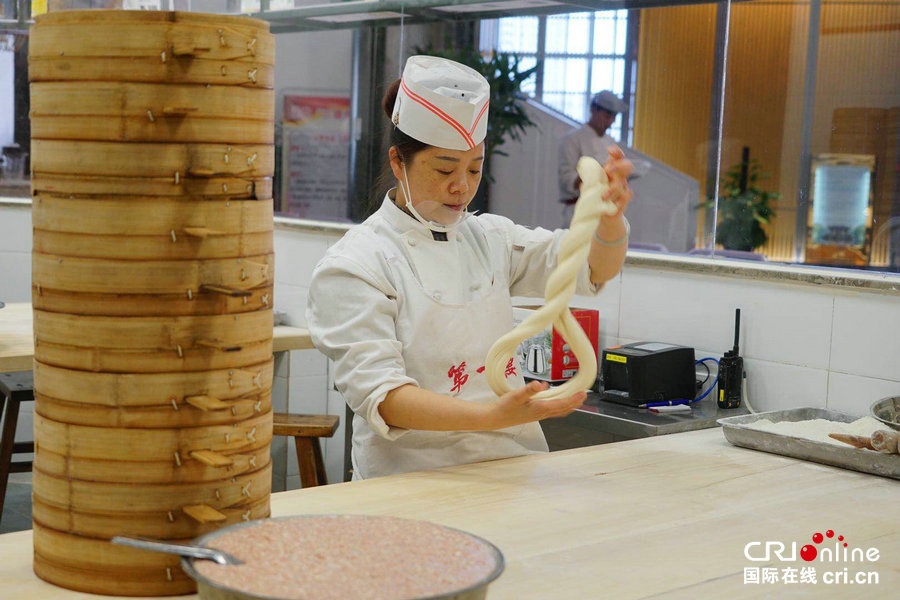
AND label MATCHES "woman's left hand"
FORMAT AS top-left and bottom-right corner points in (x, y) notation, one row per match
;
(600, 145), (634, 221)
